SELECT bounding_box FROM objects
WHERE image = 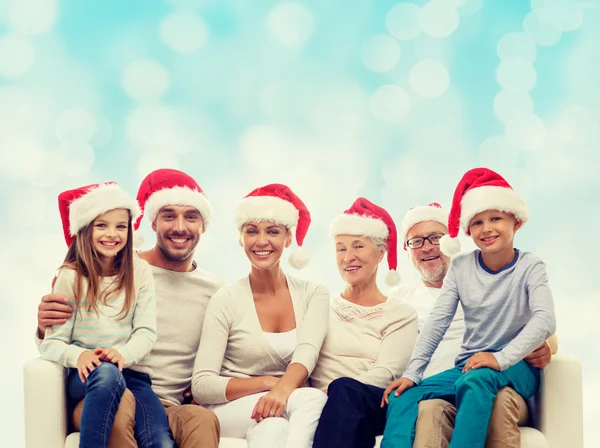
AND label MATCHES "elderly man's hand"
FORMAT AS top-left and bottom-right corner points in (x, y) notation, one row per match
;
(37, 293), (73, 338)
(462, 352), (500, 373)
(524, 341), (552, 368)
